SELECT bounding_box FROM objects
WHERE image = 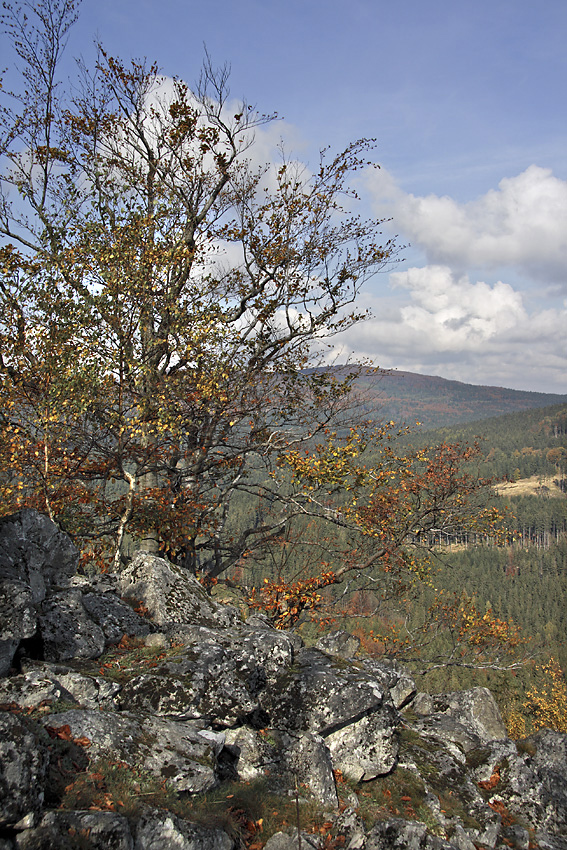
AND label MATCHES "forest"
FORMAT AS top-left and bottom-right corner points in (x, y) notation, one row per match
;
(324, 402), (567, 733)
